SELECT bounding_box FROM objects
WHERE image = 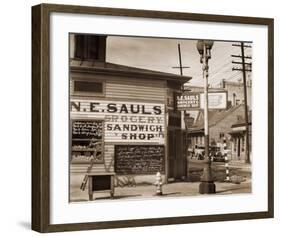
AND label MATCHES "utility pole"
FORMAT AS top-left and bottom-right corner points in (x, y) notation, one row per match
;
(172, 43), (191, 129)
(231, 42), (252, 164)
(172, 44), (190, 87)
(172, 43), (191, 181)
